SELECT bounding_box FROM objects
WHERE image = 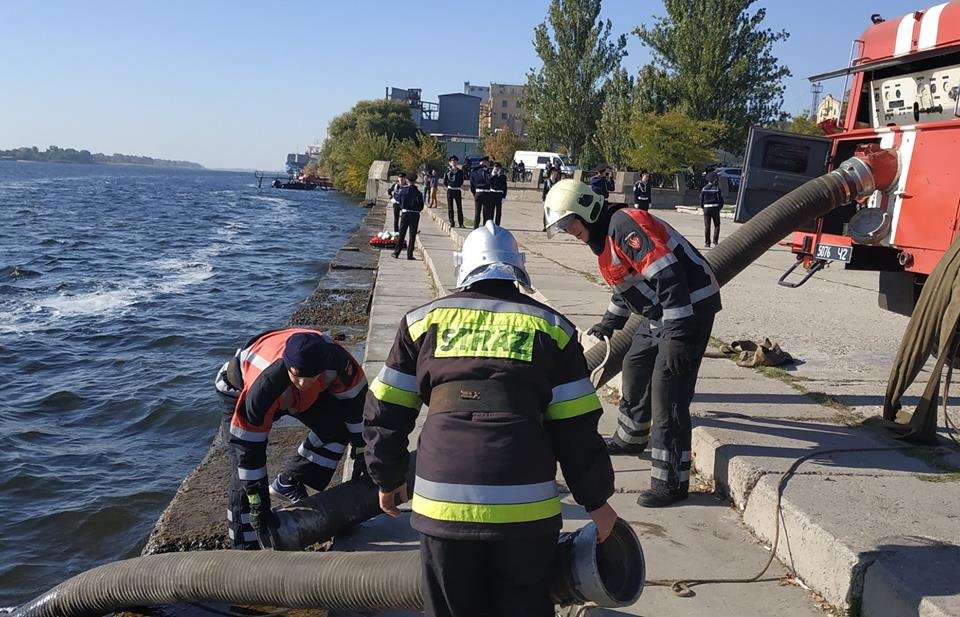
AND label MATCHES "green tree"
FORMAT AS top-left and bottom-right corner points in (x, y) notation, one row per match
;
(634, 0), (790, 153)
(767, 110), (824, 136)
(483, 127), (527, 166)
(593, 68), (635, 170)
(340, 132), (395, 195)
(524, 0), (627, 161)
(627, 111), (724, 174)
(395, 133), (447, 175)
(318, 99), (418, 185)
